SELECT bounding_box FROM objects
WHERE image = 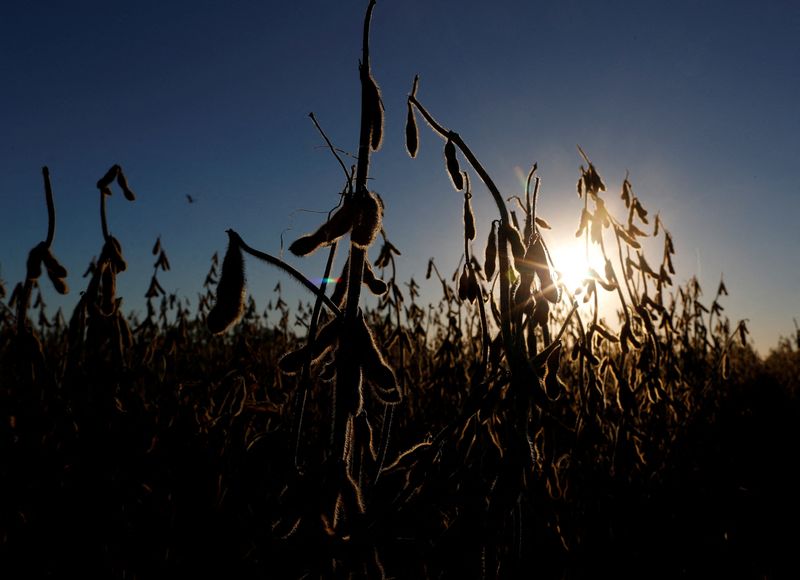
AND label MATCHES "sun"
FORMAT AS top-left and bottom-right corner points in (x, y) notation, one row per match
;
(548, 239), (604, 296)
